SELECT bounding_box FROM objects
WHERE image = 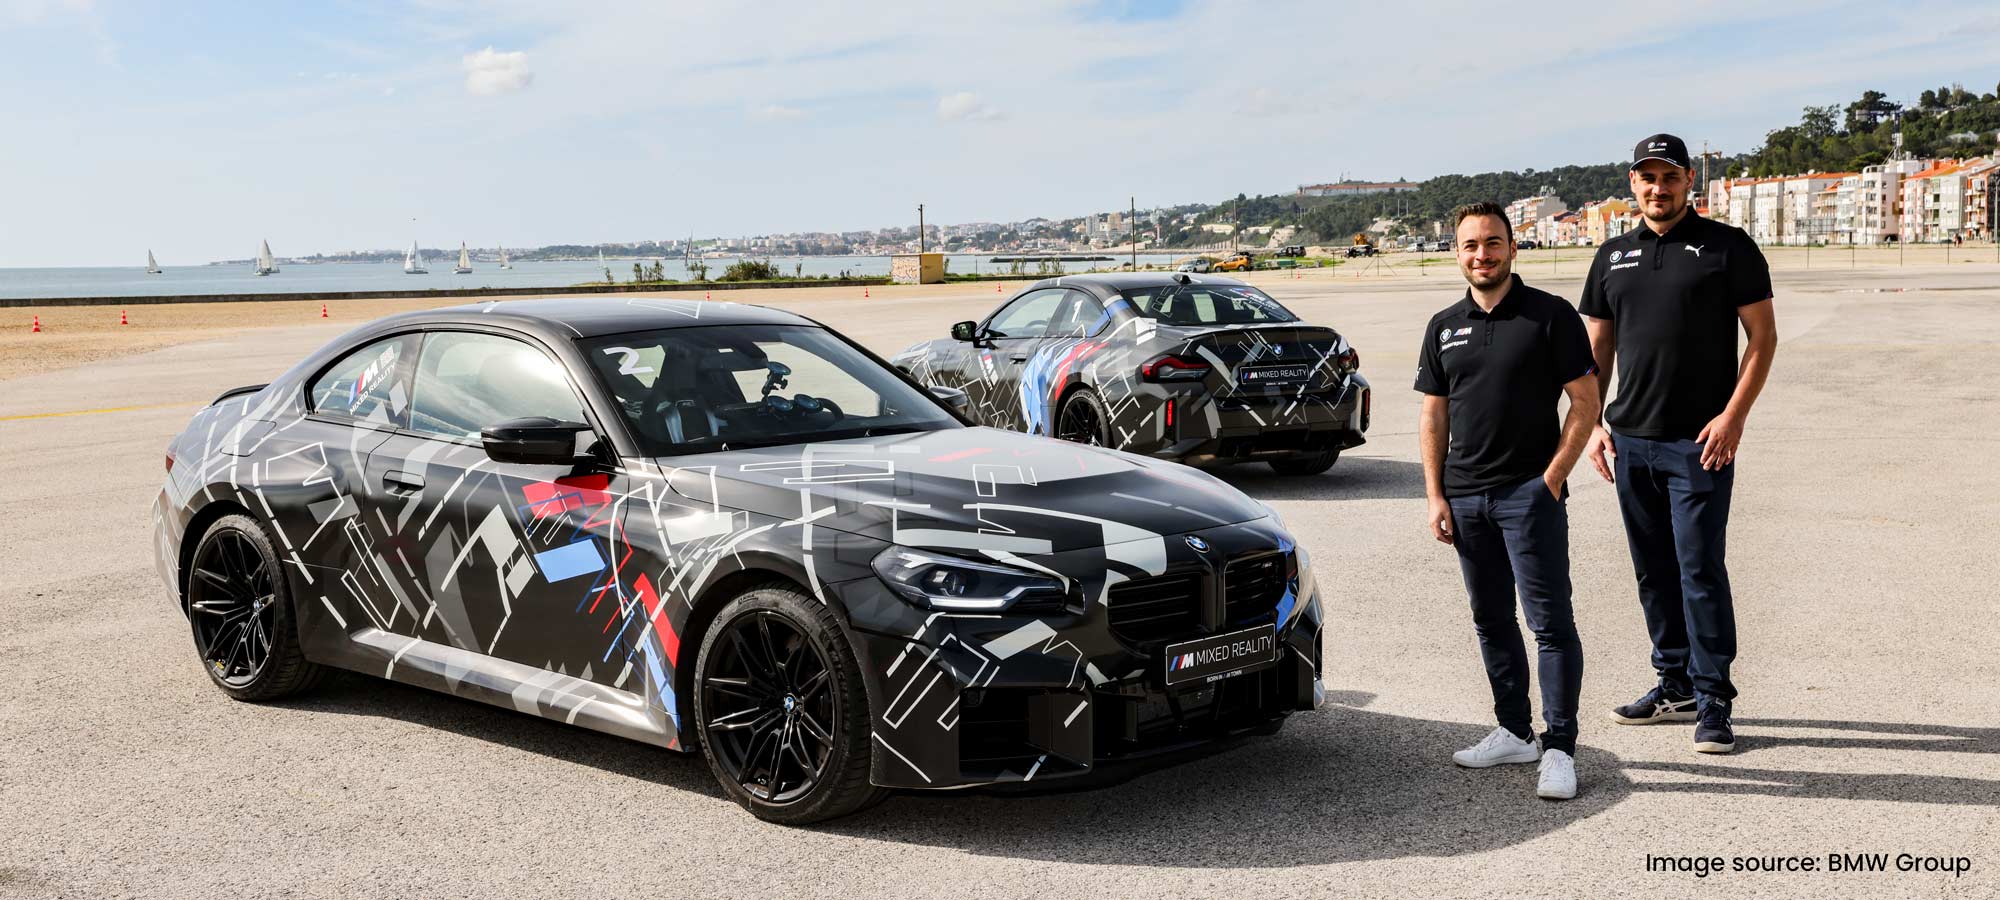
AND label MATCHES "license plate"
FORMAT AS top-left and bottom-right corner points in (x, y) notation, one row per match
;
(1163, 623), (1279, 687)
(1239, 364), (1313, 385)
